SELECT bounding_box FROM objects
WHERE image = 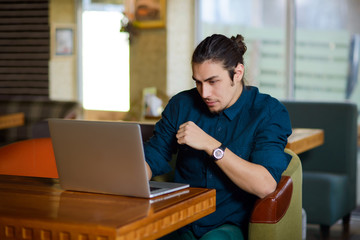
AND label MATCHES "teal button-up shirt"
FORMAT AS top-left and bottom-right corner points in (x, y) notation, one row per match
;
(144, 86), (292, 237)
